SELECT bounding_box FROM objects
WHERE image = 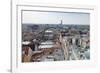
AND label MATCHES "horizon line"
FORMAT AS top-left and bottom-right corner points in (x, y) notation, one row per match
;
(22, 23), (89, 25)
